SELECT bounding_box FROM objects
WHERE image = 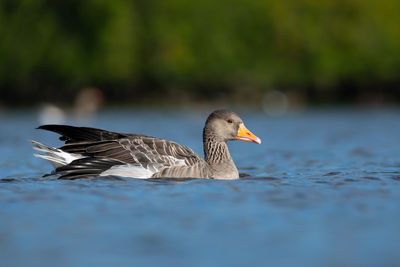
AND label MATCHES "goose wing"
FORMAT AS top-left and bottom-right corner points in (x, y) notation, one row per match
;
(60, 136), (202, 168)
(38, 125), (203, 179)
